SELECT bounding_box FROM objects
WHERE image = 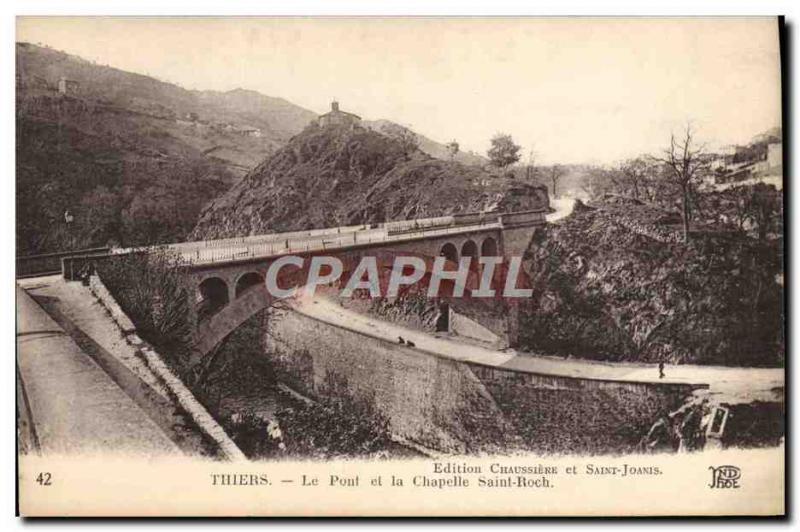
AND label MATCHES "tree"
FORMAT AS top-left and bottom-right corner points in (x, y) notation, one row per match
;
(487, 133), (521, 168)
(731, 183), (782, 240)
(446, 140), (459, 160)
(524, 147), (537, 181)
(581, 166), (615, 199)
(615, 158), (650, 201)
(653, 124), (708, 242)
(397, 128), (419, 157)
(548, 165), (565, 197)
(378, 123), (419, 158)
